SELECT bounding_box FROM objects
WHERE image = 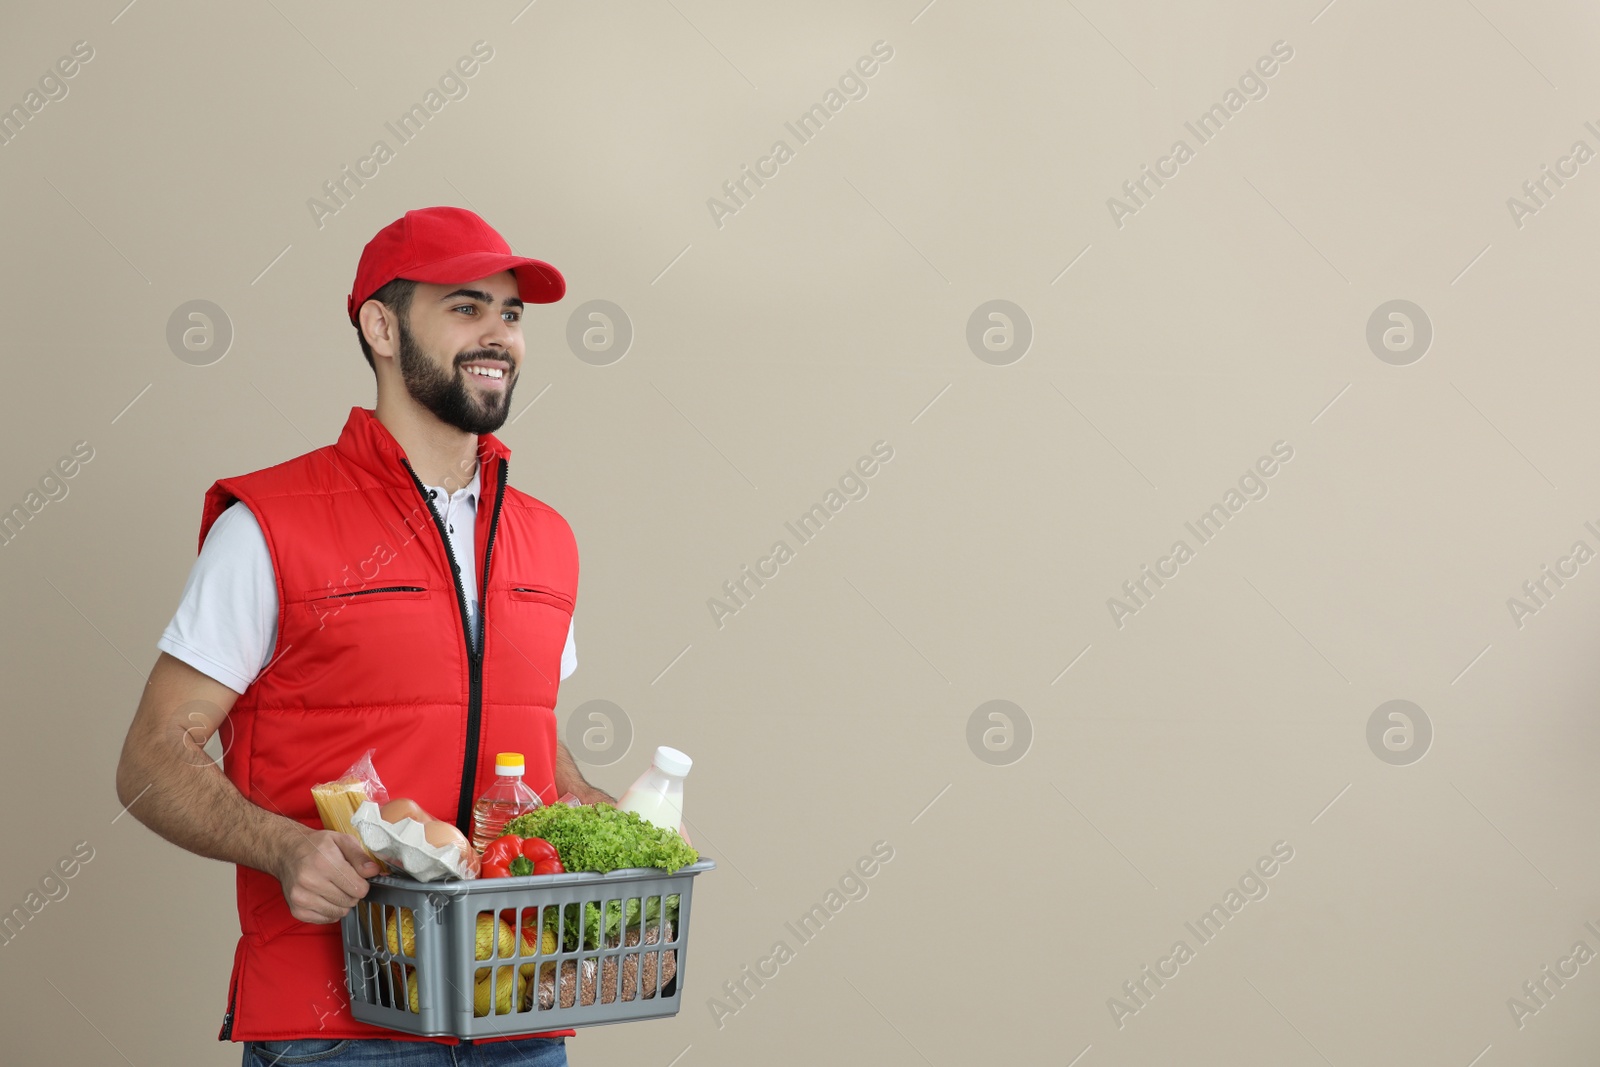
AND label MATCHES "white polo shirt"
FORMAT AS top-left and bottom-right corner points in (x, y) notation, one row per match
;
(158, 464), (576, 696)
